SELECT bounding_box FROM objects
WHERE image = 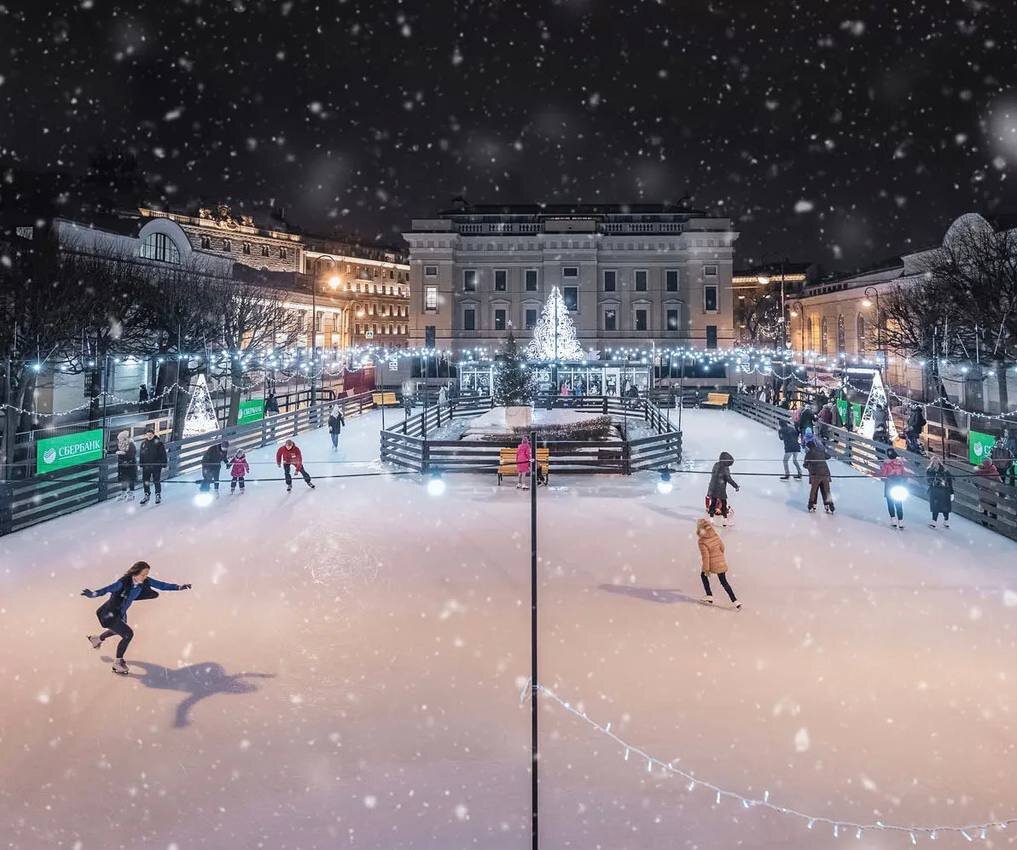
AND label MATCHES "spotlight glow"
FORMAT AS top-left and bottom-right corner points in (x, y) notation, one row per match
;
(193, 491), (215, 508)
(890, 485), (909, 502)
